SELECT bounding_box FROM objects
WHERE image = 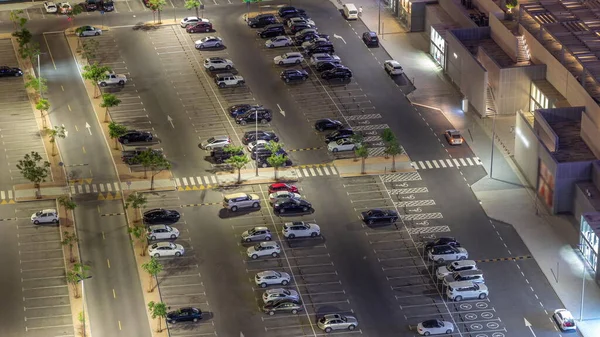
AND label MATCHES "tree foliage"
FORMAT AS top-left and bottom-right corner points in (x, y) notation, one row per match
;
(66, 263), (90, 298)
(48, 125), (66, 156)
(82, 62), (112, 98)
(16, 151), (50, 196)
(58, 195), (76, 227)
(77, 39), (99, 60)
(148, 0), (167, 23)
(148, 301), (168, 332)
(125, 192), (147, 221)
(384, 141), (402, 172)
(142, 257), (163, 292)
(134, 149), (171, 190)
(108, 122), (128, 149)
(36, 98), (51, 129)
(266, 154), (288, 179)
(225, 155), (250, 184)
(355, 146), (369, 174)
(25, 74), (48, 99)
(61, 231), (79, 263)
(184, 0), (202, 17)
(100, 93), (121, 122)
(128, 224), (147, 256)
